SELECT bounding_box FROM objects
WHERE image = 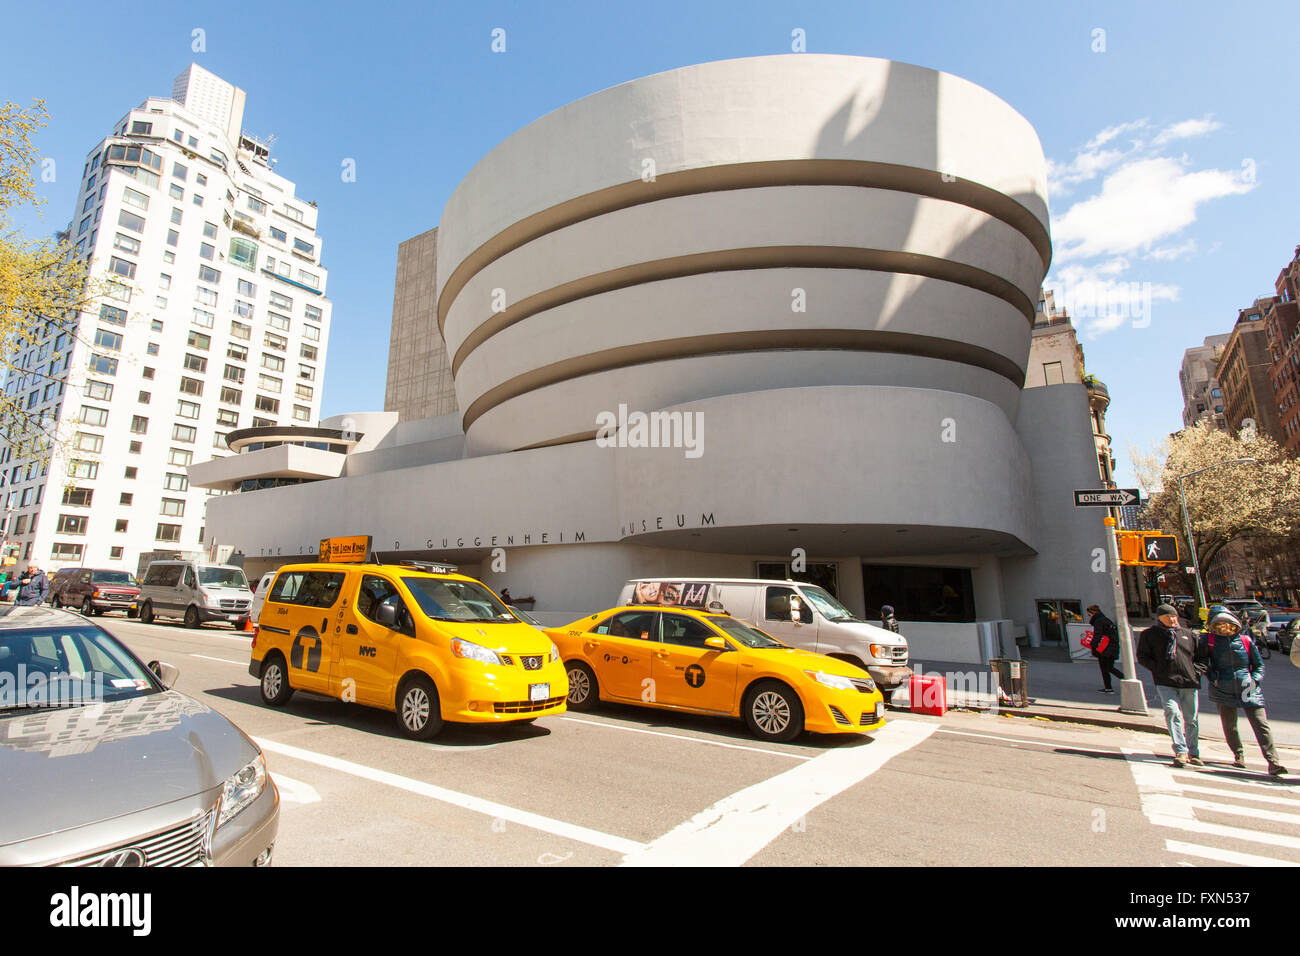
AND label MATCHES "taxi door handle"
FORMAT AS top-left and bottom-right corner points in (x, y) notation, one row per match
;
(585, 639), (602, 649)
(346, 625), (358, 634)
